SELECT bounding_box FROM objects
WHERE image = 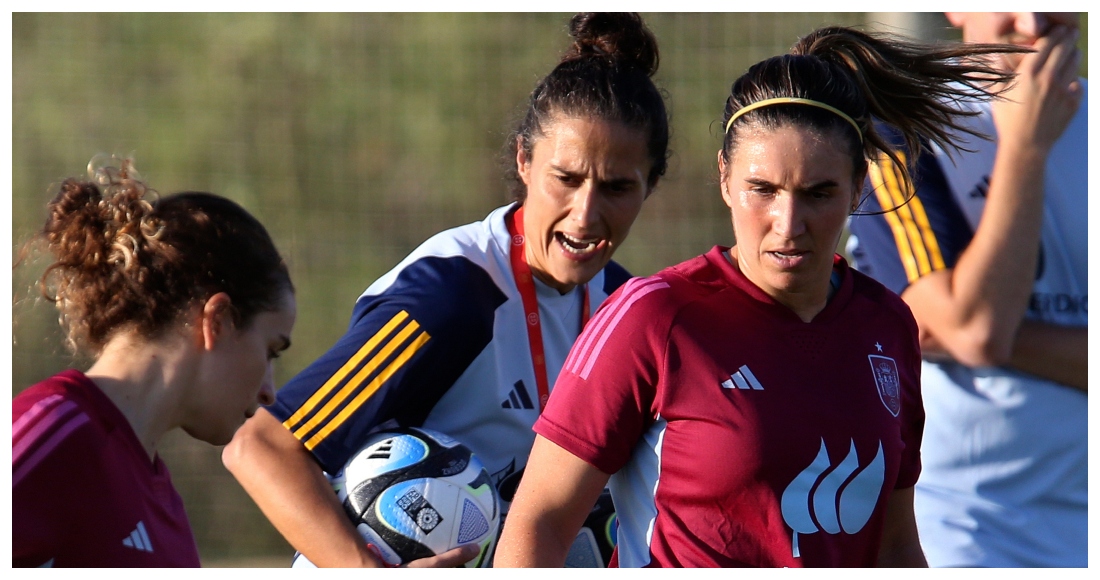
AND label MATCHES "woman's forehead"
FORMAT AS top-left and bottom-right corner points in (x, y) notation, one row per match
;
(727, 125), (856, 180)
